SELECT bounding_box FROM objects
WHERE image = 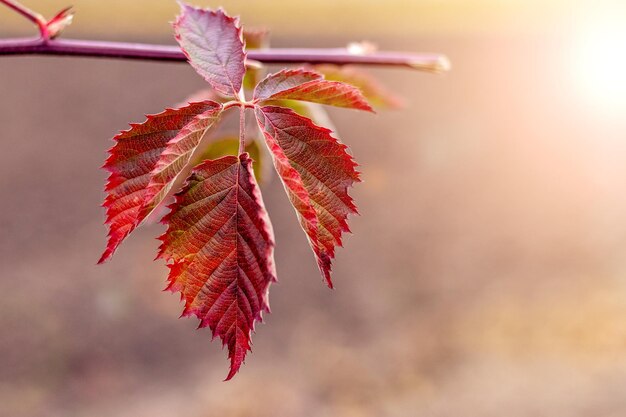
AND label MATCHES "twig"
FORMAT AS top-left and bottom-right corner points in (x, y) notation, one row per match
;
(0, 0), (450, 73)
(0, 38), (449, 72)
(0, 0), (48, 39)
